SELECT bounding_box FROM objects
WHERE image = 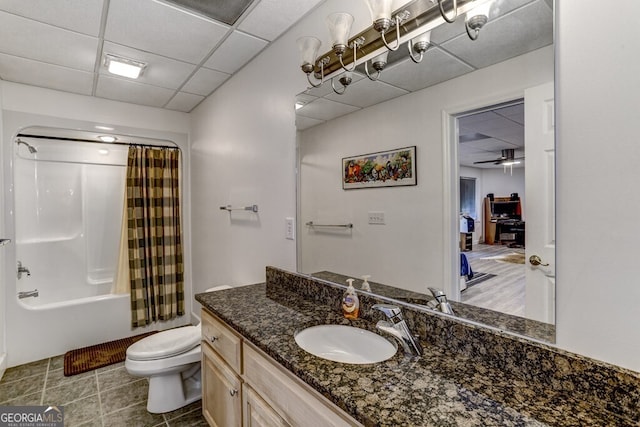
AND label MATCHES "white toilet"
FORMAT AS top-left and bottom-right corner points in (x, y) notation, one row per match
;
(125, 324), (203, 413)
